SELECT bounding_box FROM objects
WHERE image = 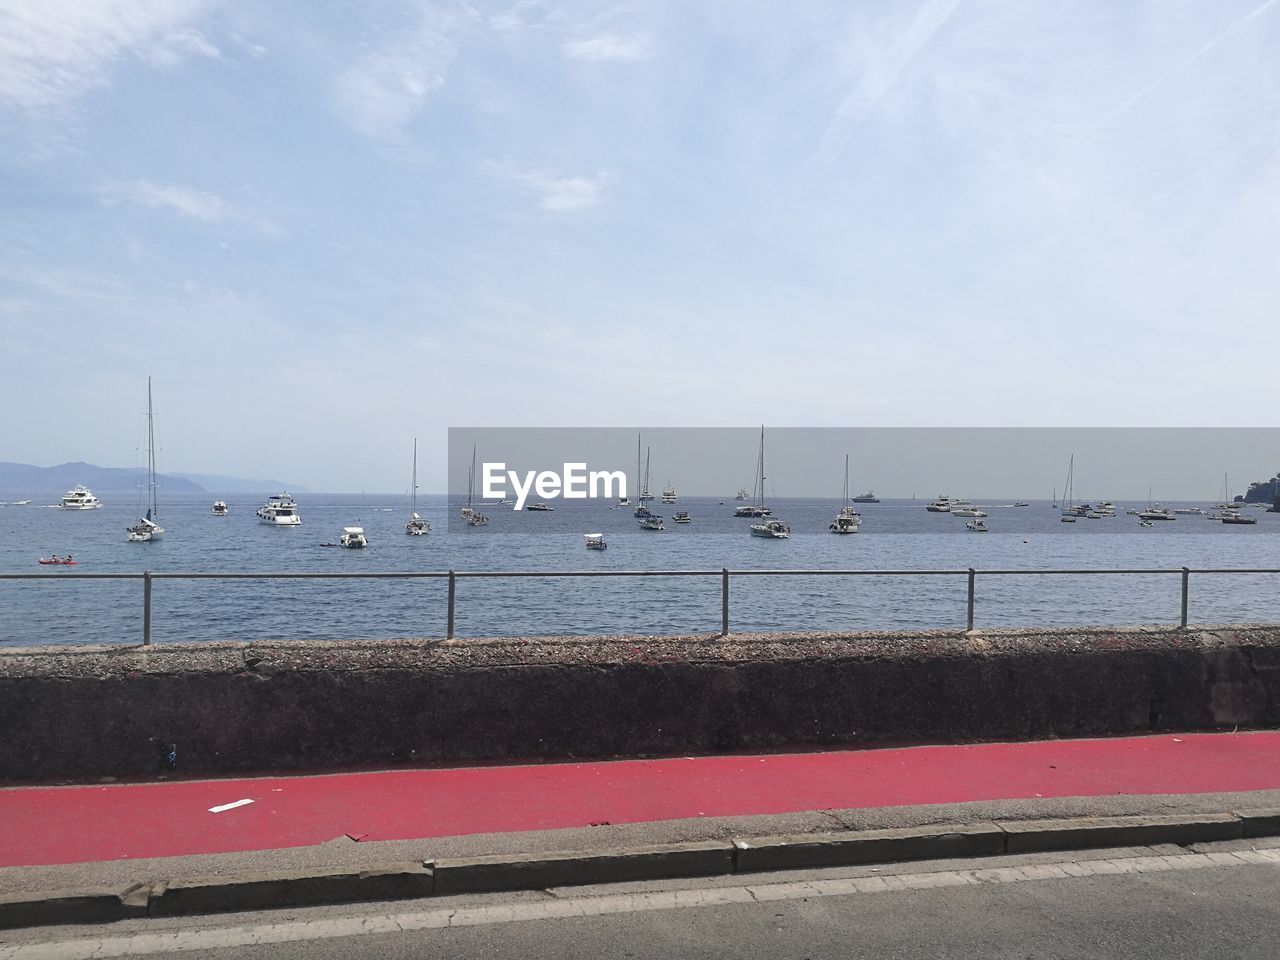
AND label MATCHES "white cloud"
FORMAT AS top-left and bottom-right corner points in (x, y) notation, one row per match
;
(0, 0), (212, 109)
(101, 180), (228, 222)
(562, 33), (652, 63)
(515, 170), (616, 212)
(332, 8), (465, 141)
(142, 27), (222, 68)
